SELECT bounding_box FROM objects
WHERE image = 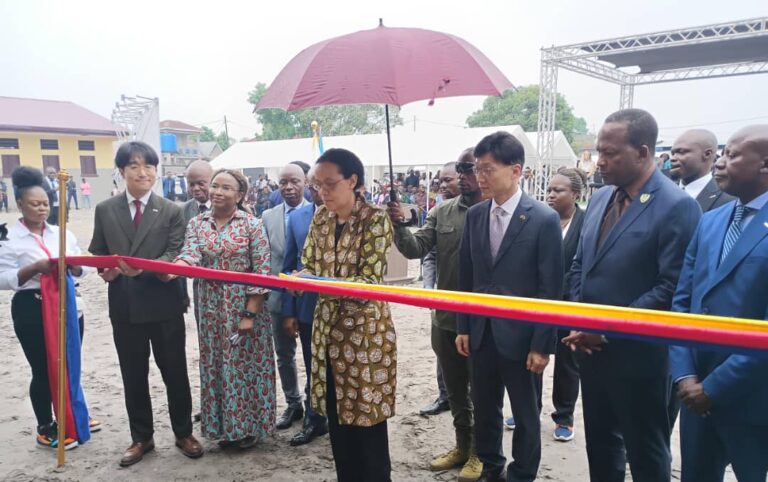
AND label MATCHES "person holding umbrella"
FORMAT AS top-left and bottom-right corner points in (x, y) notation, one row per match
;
(297, 148), (396, 481)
